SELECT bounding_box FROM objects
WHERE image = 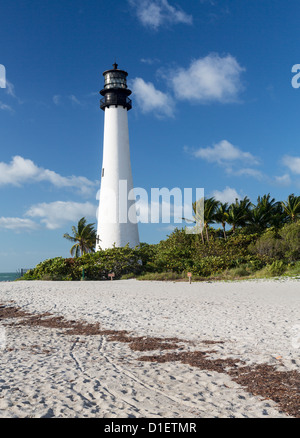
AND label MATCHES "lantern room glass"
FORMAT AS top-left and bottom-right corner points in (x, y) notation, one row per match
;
(104, 72), (127, 89)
